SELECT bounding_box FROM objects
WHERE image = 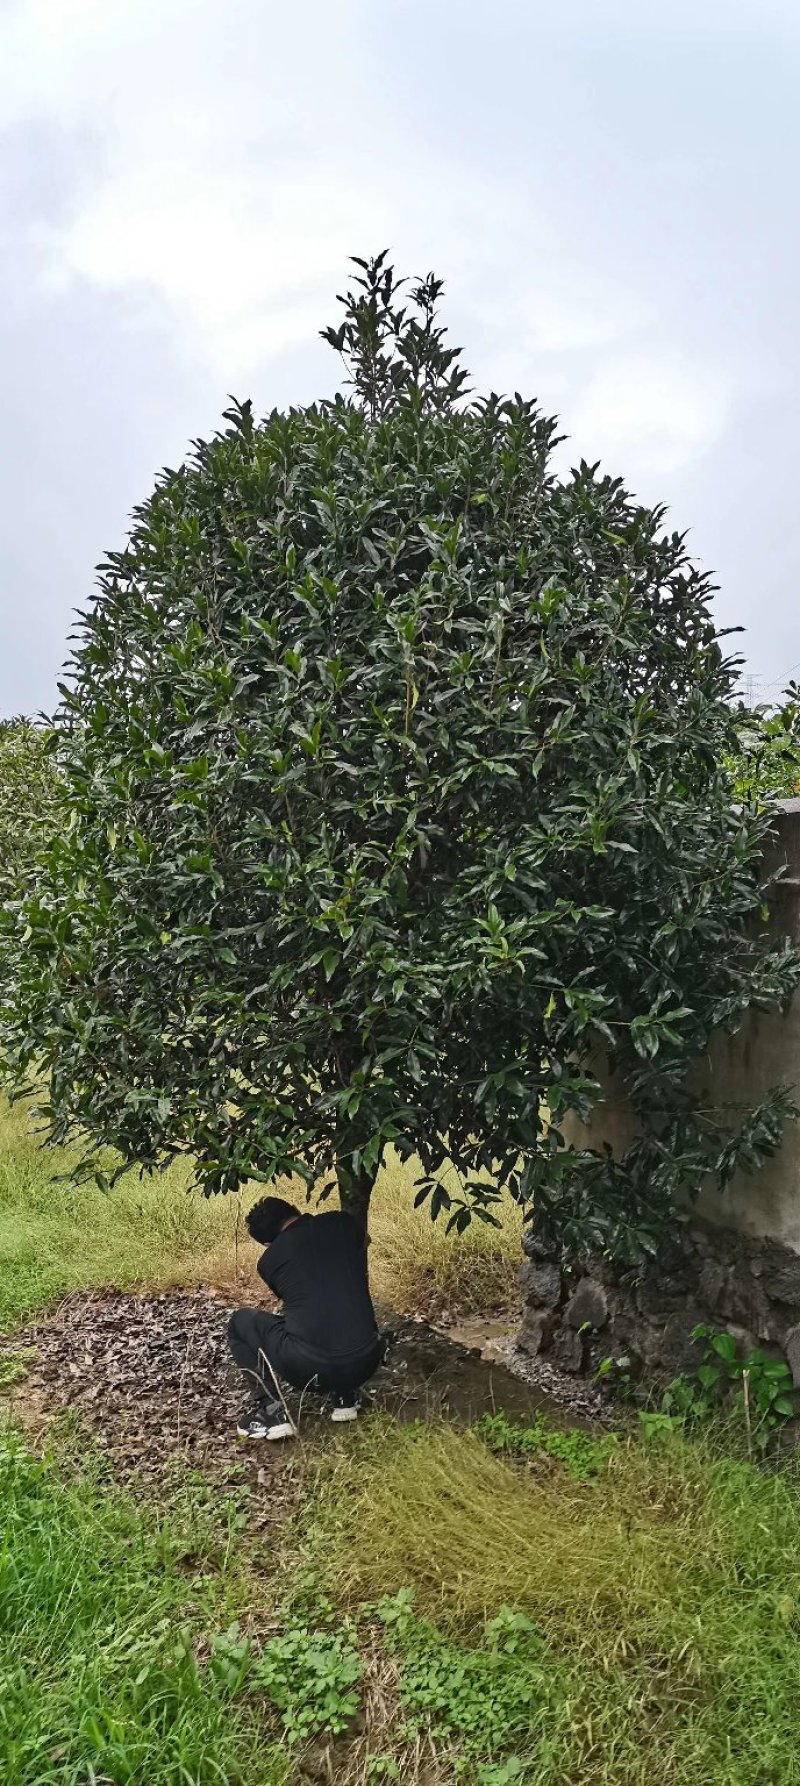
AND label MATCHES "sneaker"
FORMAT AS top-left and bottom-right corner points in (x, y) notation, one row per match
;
(236, 1398), (296, 1441)
(331, 1394), (360, 1423)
